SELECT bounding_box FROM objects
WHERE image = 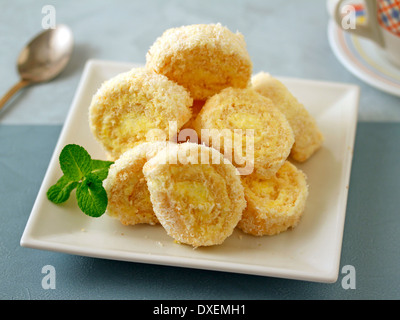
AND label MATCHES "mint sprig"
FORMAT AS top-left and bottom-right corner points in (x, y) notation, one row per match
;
(47, 144), (113, 217)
